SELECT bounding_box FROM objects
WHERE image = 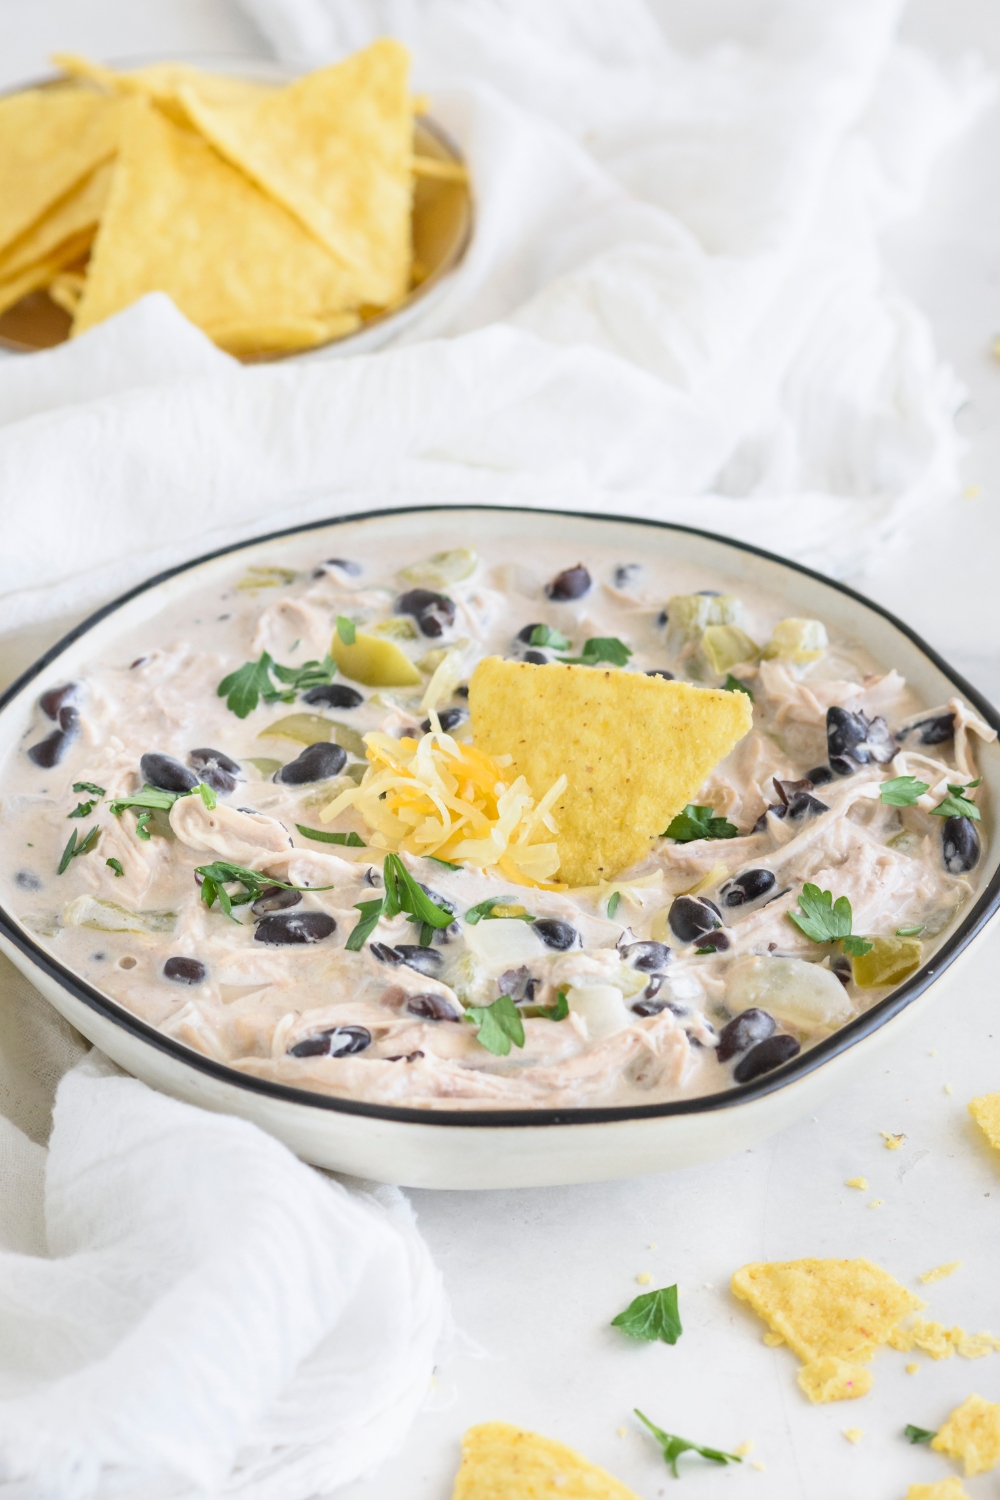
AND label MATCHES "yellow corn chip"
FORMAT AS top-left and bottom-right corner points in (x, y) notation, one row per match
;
(452, 1422), (640, 1500)
(207, 310), (360, 357)
(73, 98), (361, 341)
(0, 161), (110, 283)
(933, 1395), (1000, 1476)
(968, 1093), (1000, 1151)
(178, 38), (412, 305)
(907, 1481), (972, 1500)
(0, 87), (120, 255)
(0, 238), (91, 318)
(469, 659), (752, 887)
(732, 1258), (922, 1404)
(53, 53), (271, 126)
